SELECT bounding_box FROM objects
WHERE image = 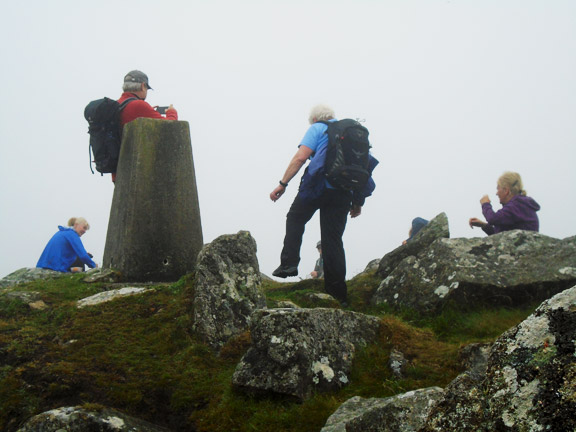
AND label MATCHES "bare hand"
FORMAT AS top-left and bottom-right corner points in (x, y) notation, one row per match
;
(166, 104), (175, 112)
(350, 205), (362, 218)
(270, 185), (286, 202)
(469, 217), (487, 228)
(480, 195), (490, 205)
